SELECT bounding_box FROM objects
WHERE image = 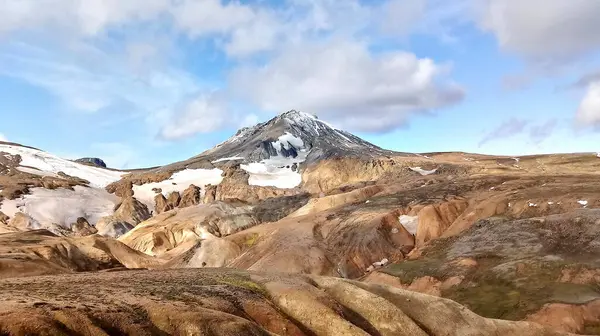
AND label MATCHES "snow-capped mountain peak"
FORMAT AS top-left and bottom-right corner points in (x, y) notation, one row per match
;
(200, 110), (394, 165)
